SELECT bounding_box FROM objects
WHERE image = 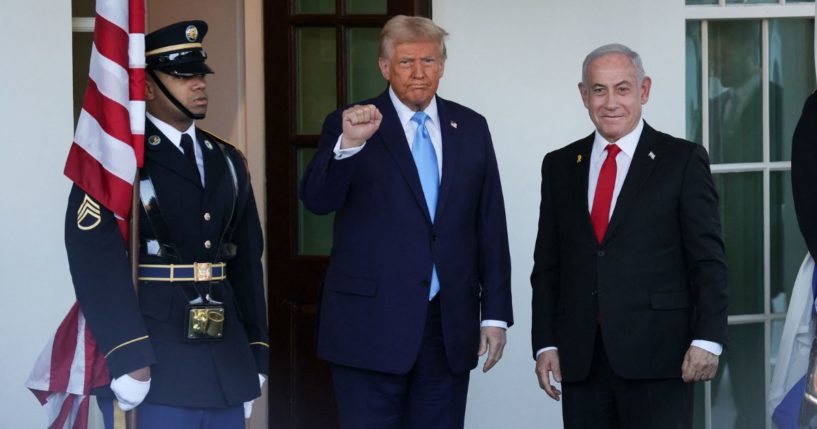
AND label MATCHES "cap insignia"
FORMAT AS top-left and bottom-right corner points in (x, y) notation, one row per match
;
(77, 194), (102, 231)
(185, 25), (199, 42)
